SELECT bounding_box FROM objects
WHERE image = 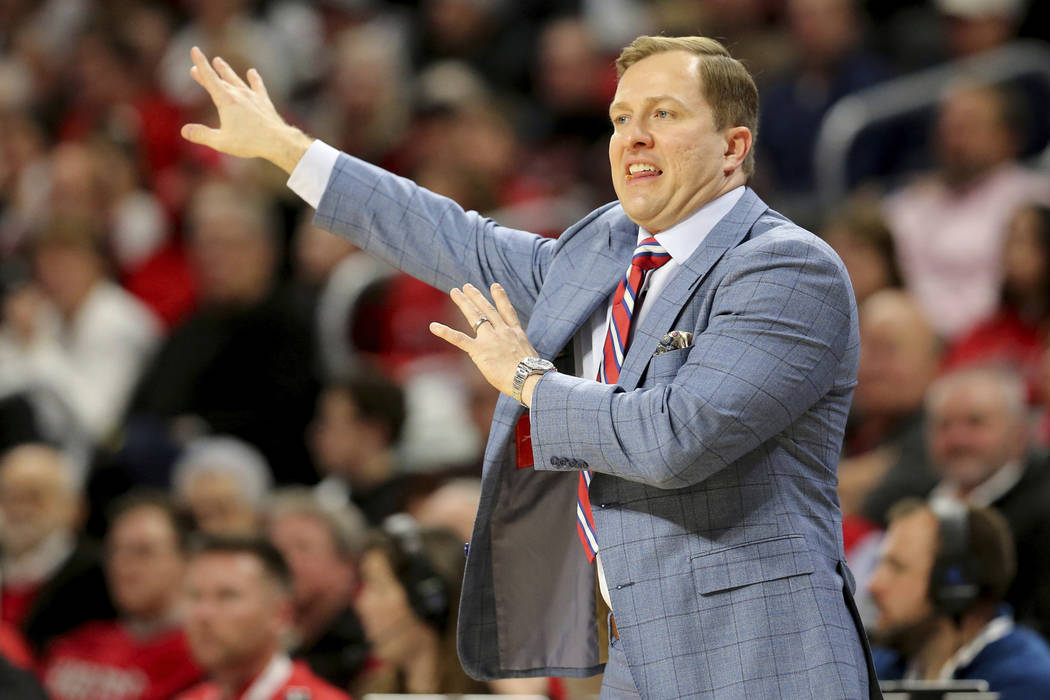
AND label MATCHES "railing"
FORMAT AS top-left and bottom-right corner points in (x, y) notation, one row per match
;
(813, 40), (1050, 208)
